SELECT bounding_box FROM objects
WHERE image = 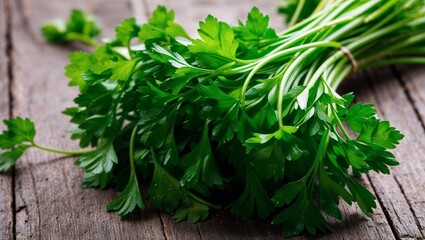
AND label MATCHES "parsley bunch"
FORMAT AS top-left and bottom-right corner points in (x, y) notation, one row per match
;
(1, 0), (425, 237)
